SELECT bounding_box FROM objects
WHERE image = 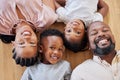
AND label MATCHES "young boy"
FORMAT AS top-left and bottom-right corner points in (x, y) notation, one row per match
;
(21, 29), (71, 80)
(55, 0), (109, 52)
